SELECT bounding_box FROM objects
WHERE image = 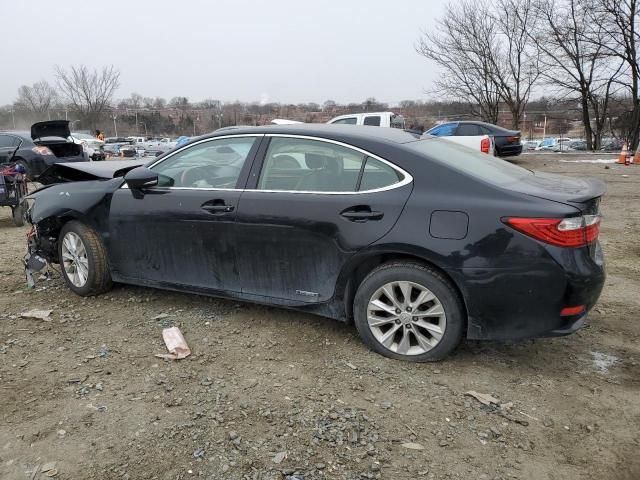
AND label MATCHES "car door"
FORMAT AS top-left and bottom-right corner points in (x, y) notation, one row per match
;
(107, 135), (263, 292)
(234, 135), (413, 303)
